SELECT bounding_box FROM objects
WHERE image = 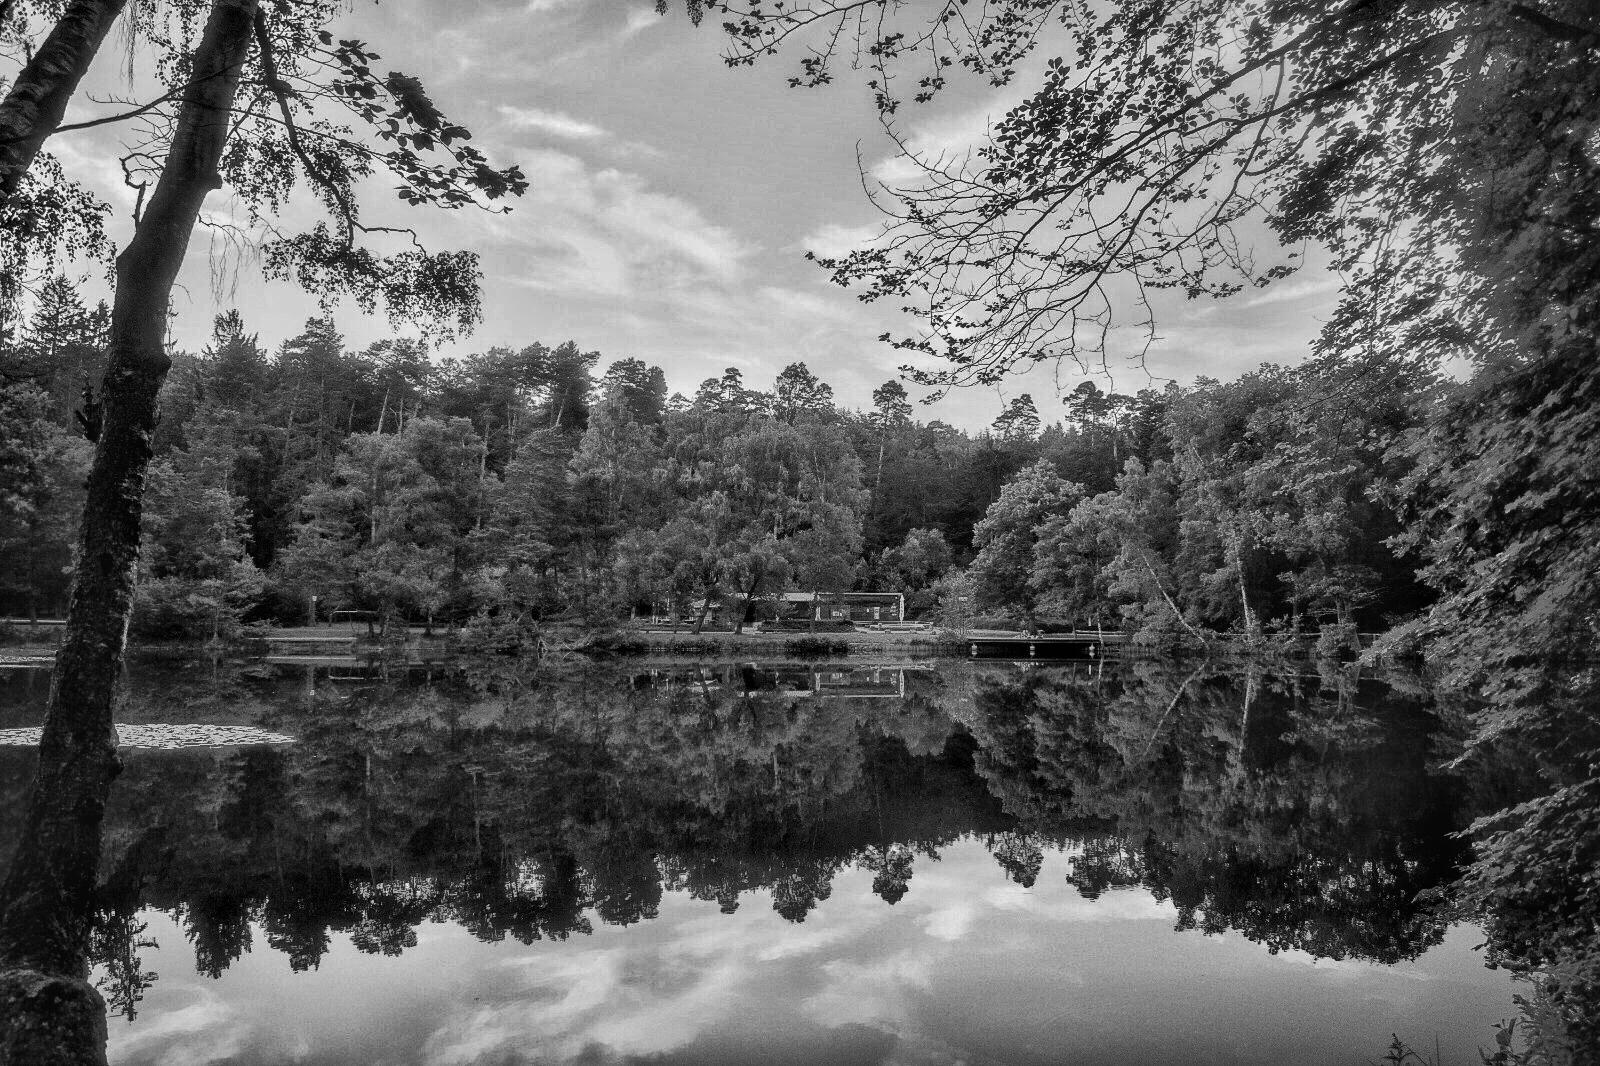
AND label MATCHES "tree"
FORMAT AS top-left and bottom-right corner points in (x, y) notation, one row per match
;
(1395, 351), (1600, 720)
(133, 420), (265, 640)
(433, 343), (549, 472)
(869, 380), (912, 429)
(718, 533), (790, 635)
(692, 366), (766, 416)
(365, 336), (433, 435)
(991, 394), (1040, 442)
(1065, 381), (1132, 471)
(712, 416), (868, 630)
(569, 393), (669, 539)
(277, 417), (481, 632)
(647, 502), (735, 634)
(9, 274), (106, 424)
(536, 341), (599, 435)
(863, 378), (915, 540)
(771, 361), (834, 423)
(599, 357), (669, 427)
(1032, 492), (1121, 630)
(201, 311), (269, 413)
(0, 381), (91, 622)
(1, 5), (525, 1036)
(473, 428), (573, 621)
(967, 459), (1081, 631)
(719, 1), (1598, 383)
(879, 527), (952, 618)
